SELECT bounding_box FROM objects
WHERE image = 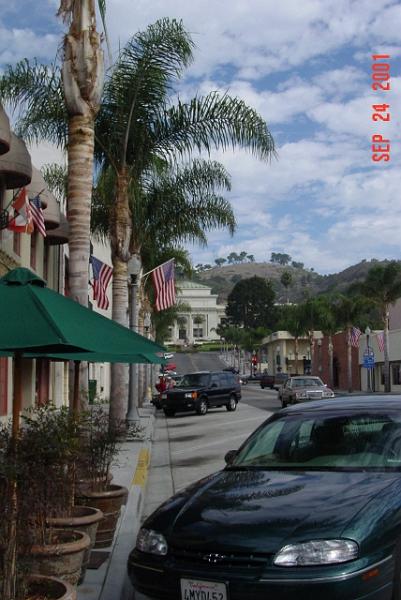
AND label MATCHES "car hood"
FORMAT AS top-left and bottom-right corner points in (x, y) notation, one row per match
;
(161, 469), (399, 554)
